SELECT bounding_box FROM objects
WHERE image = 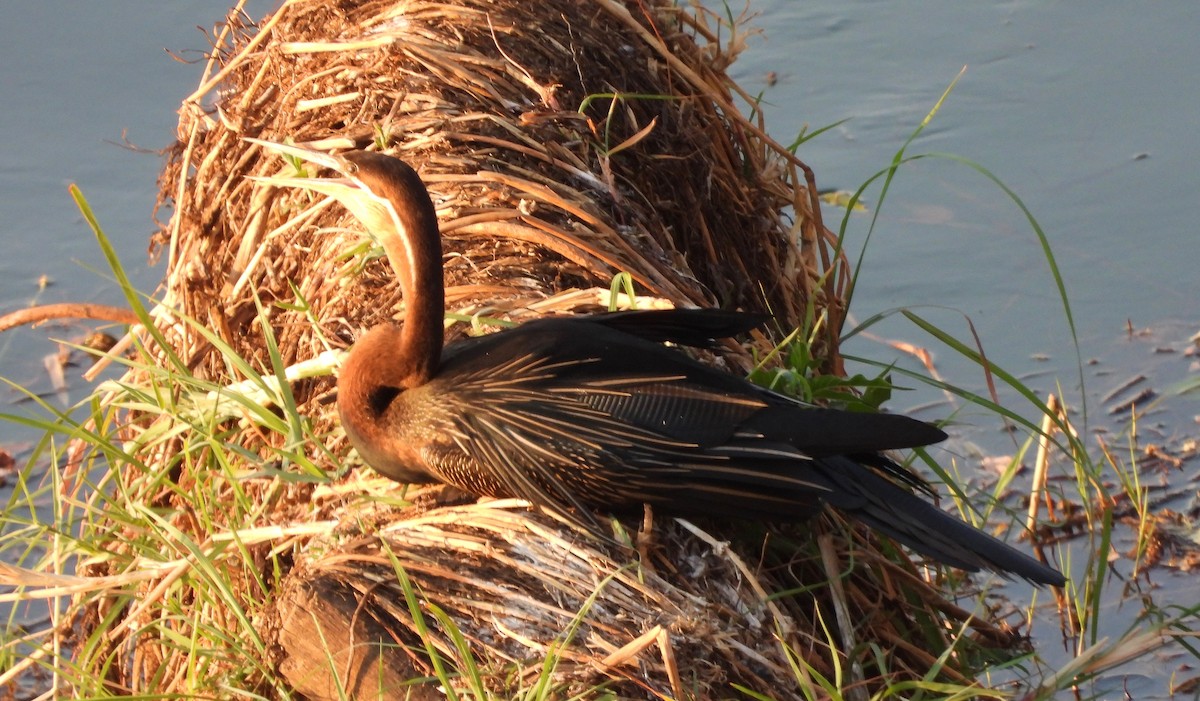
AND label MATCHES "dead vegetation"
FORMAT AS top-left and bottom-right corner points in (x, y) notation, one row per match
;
(35, 0), (1036, 697)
